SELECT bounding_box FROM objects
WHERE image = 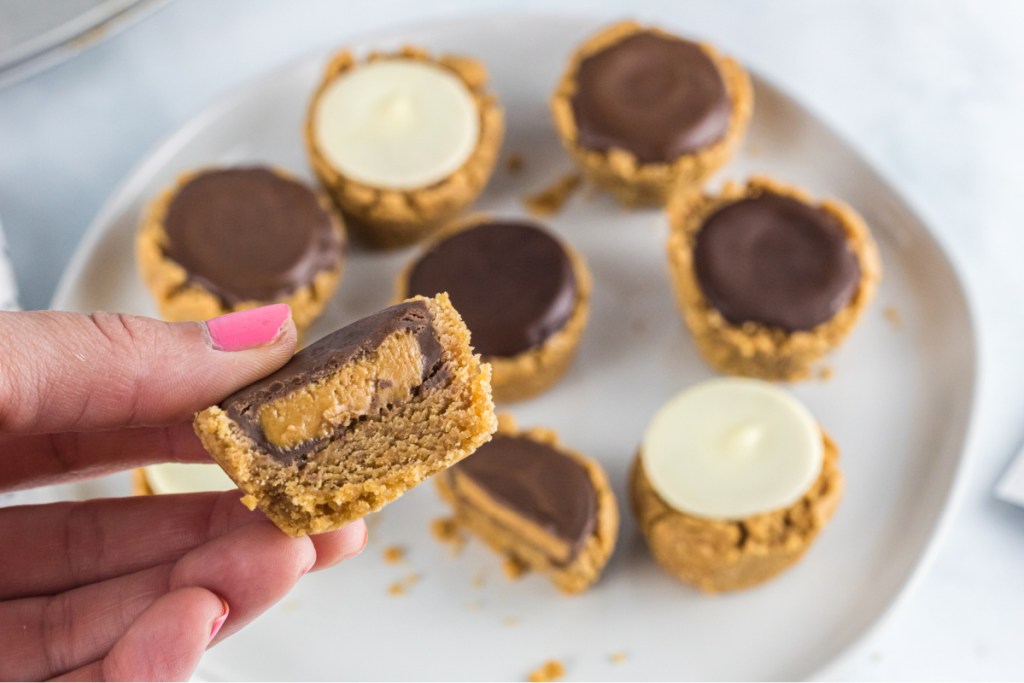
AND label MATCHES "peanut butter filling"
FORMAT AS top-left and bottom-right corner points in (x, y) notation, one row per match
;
(448, 470), (575, 565)
(258, 330), (427, 449)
